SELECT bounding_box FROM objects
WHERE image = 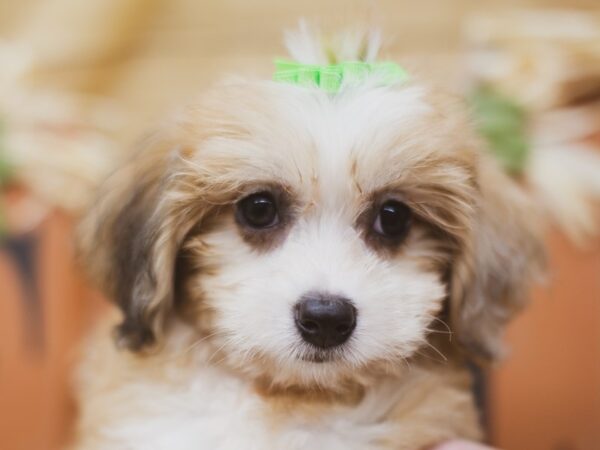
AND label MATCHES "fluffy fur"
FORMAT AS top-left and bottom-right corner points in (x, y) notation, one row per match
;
(72, 26), (544, 450)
